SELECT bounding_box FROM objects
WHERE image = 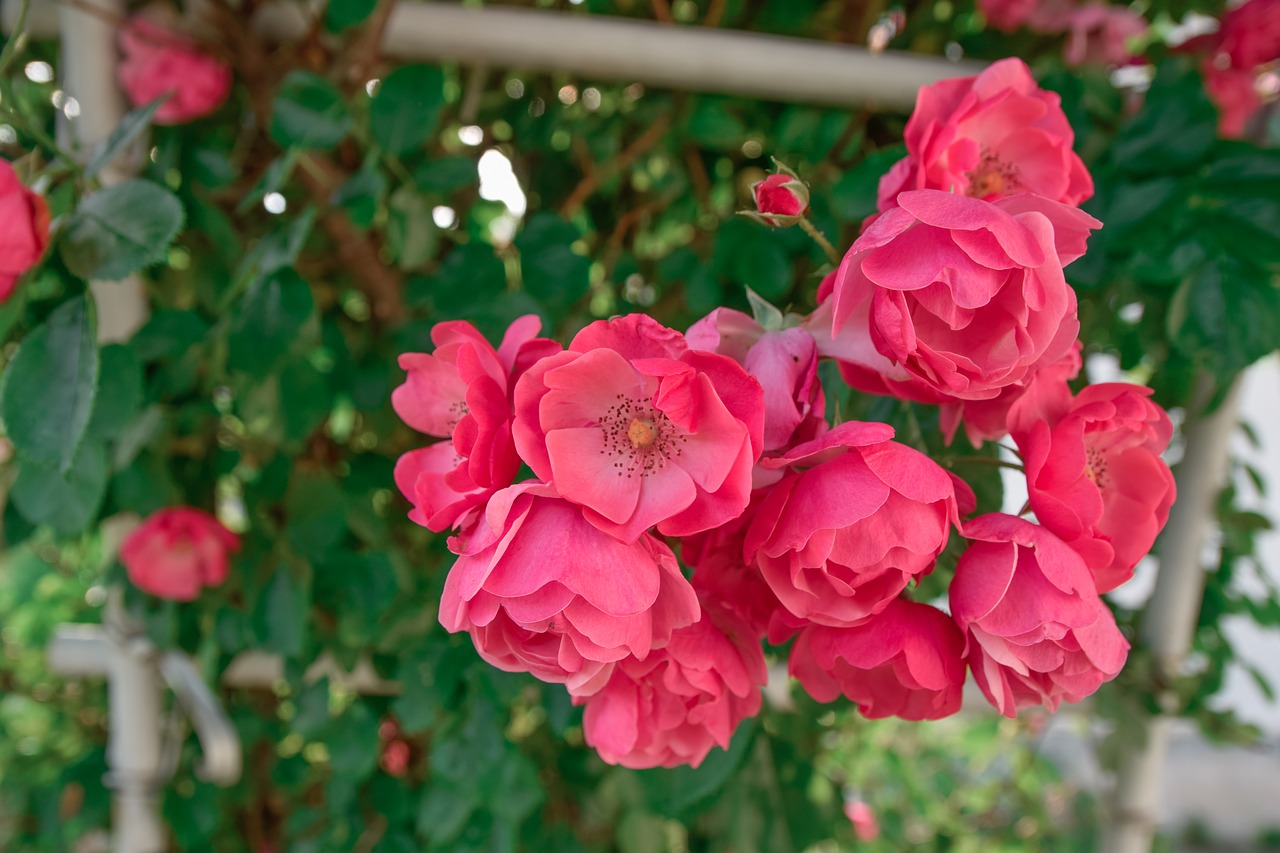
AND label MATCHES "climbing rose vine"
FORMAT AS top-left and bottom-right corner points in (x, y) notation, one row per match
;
(391, 58), (1177, 767)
